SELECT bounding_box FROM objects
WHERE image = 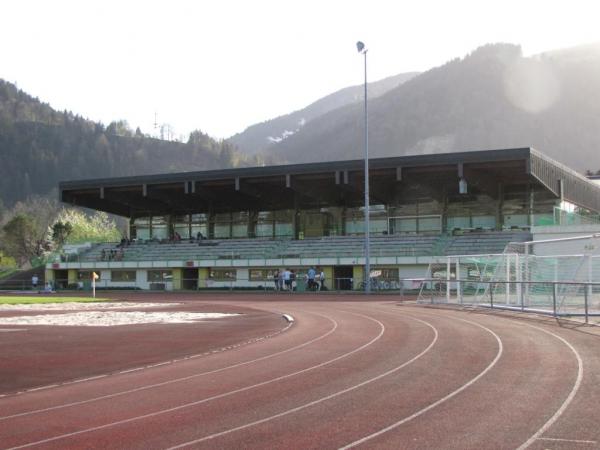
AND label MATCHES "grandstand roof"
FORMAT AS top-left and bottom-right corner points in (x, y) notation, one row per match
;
(60, 147), (600, 217)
